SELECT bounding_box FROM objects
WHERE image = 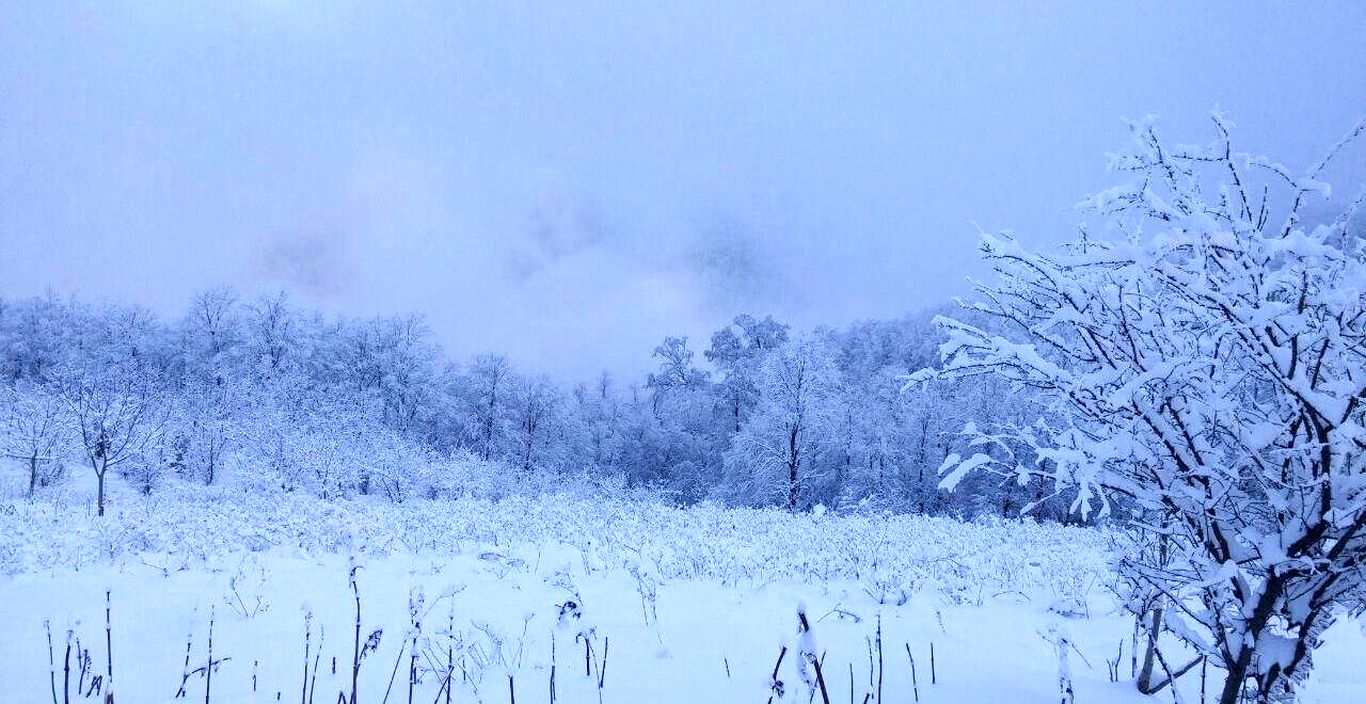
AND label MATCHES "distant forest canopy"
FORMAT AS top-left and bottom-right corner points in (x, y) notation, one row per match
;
(0, 289), (1069, 519)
